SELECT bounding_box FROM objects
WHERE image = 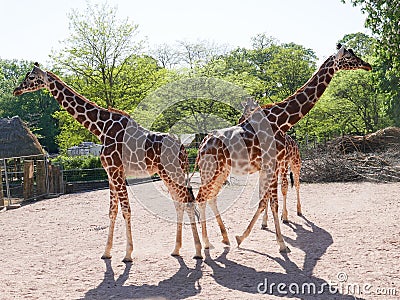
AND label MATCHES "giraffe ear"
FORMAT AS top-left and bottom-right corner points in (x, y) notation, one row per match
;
(335, 45), (345, 59)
